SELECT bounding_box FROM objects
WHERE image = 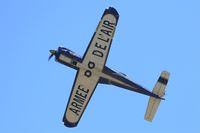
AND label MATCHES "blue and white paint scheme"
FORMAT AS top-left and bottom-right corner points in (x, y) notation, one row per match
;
(49, 7), (170, 128)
